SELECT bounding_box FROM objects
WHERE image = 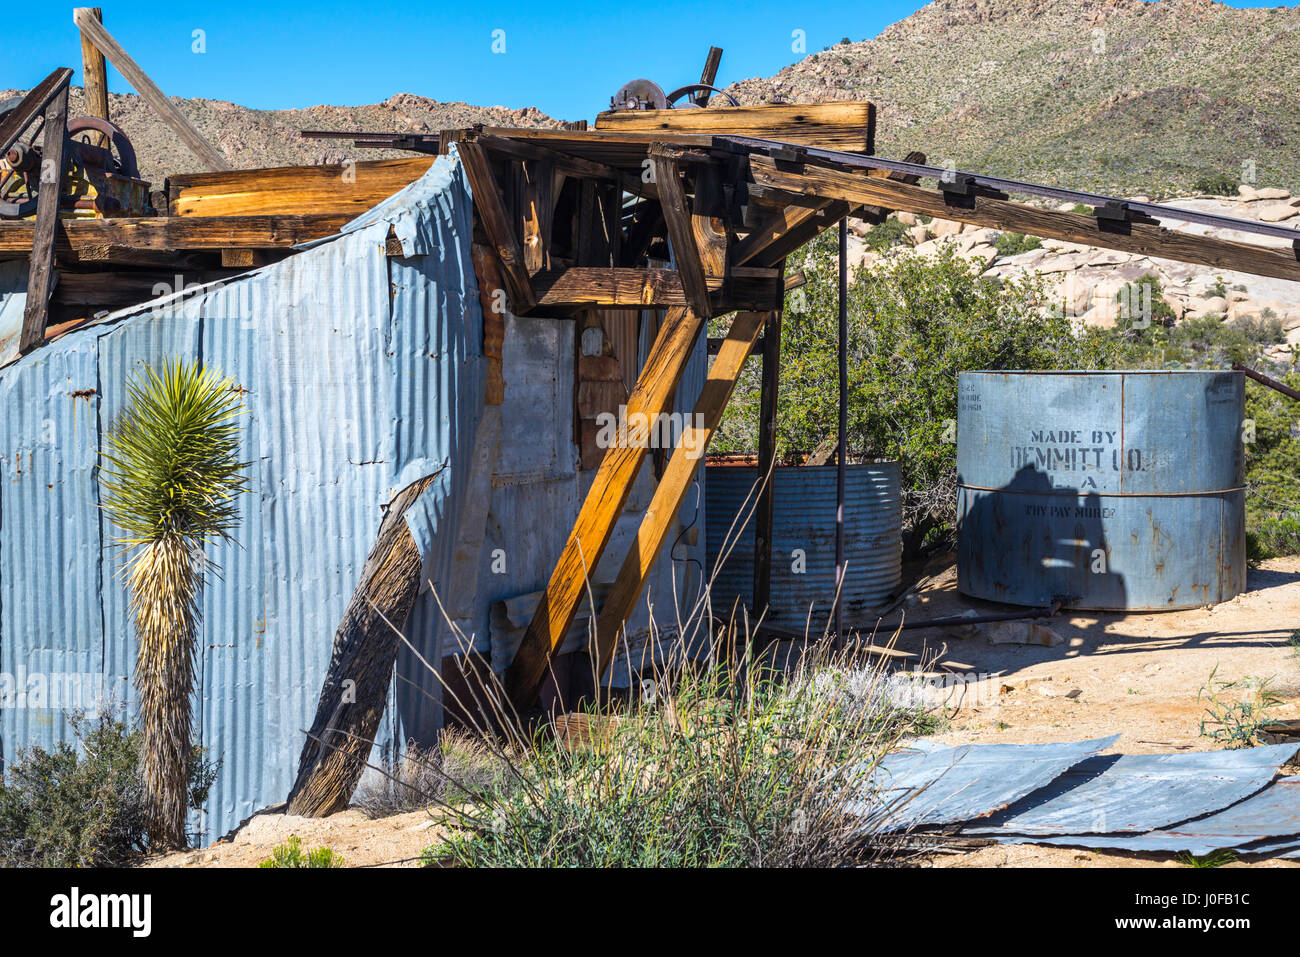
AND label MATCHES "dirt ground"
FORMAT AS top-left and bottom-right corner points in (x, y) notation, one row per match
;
(149, 555), (1300, 869)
